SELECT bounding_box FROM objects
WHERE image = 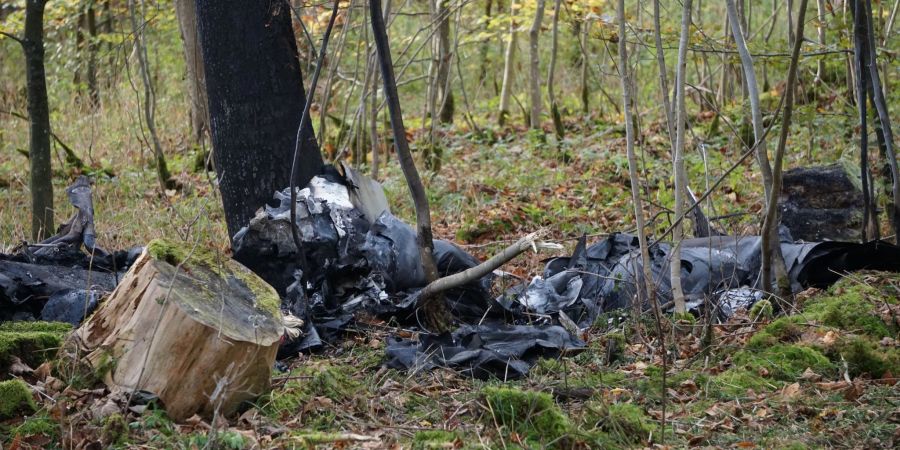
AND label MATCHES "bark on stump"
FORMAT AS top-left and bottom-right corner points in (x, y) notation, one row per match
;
(68, 239), (282, 421)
